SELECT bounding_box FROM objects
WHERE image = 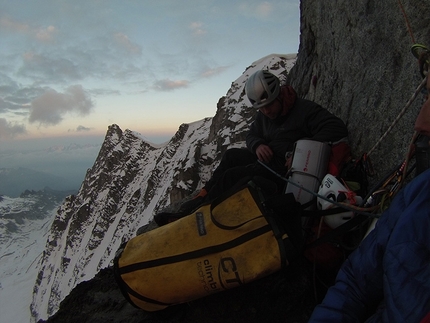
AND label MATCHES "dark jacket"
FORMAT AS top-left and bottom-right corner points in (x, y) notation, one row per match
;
(309, 168), (430, 323)
(246, 91), (348, 172)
